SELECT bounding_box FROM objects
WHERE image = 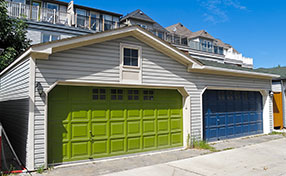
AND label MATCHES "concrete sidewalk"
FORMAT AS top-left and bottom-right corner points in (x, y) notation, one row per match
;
(104, 137), (286, 176)
(33, 134), (284, 176)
